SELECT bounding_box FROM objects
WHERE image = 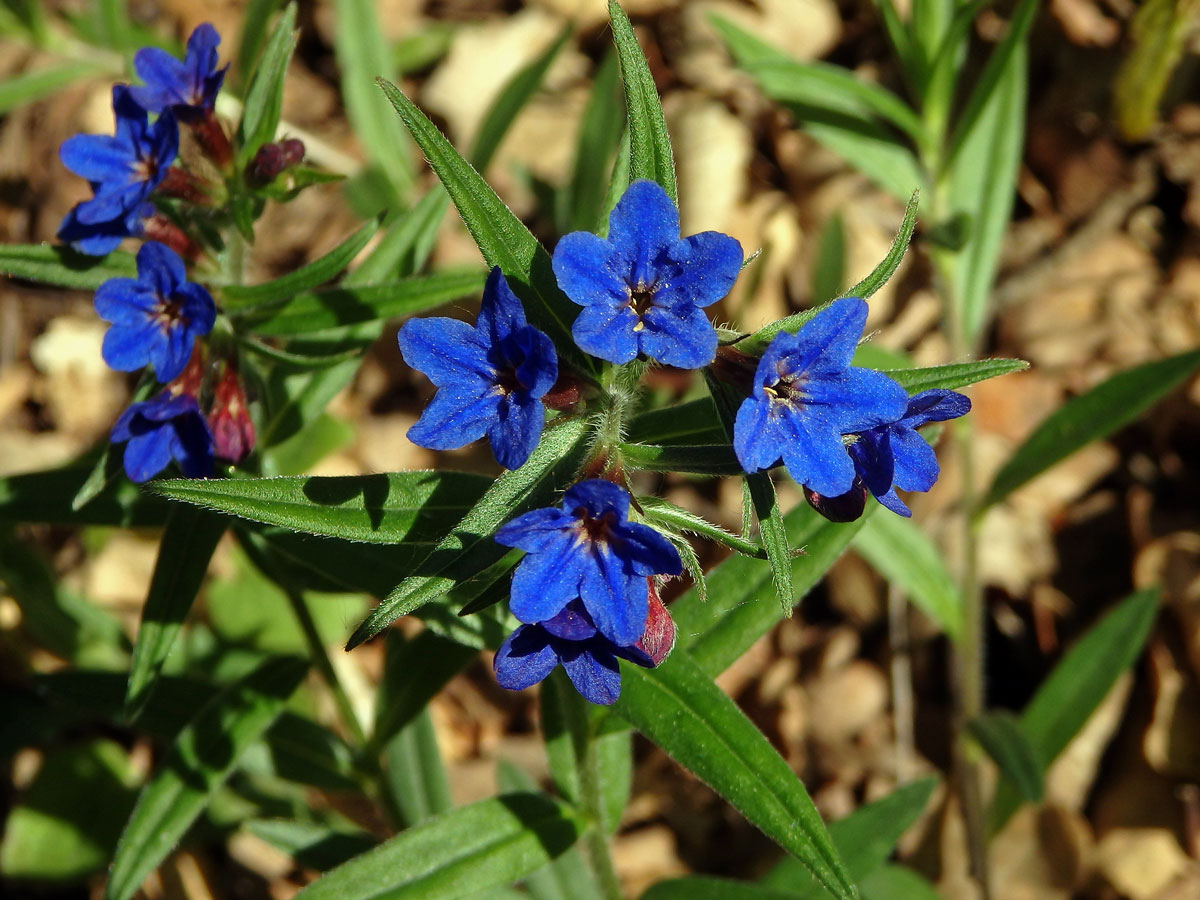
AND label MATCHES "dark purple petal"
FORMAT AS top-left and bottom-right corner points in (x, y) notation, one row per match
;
(406, 387), (501, 451)
(559, 643), (622, 706)
(803, 483), (869, 523)
(540, 600), (599, 641)
(488, 391), (543, 470)
(606, 180), (680, 288)
(58, 206), (134, 256)
(562, 479), (630, 521)
(172, 411), (215, 477)
(899, 389), (971, 429)
(398, 317), (492, 386)
(506, 326), (558, 399)
(476, 267), (527, 345)
(847, 428), (895, 498)
(657, 230), (743, 309)
(638, 301), (717, 369)
(570, 302), (640, 365)
(494, 626), (560, 691)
